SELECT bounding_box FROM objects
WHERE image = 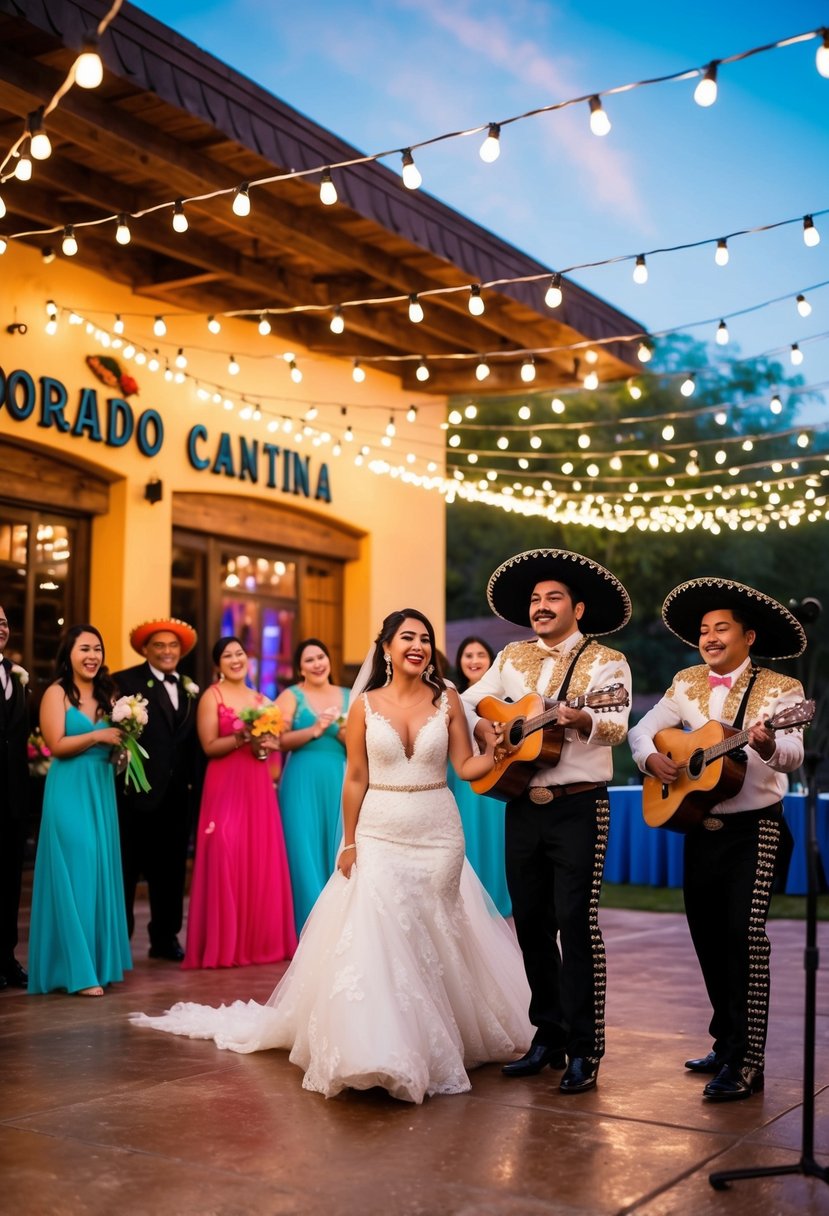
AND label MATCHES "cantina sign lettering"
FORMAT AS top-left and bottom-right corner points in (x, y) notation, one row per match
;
(0, 367), (332, 503)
